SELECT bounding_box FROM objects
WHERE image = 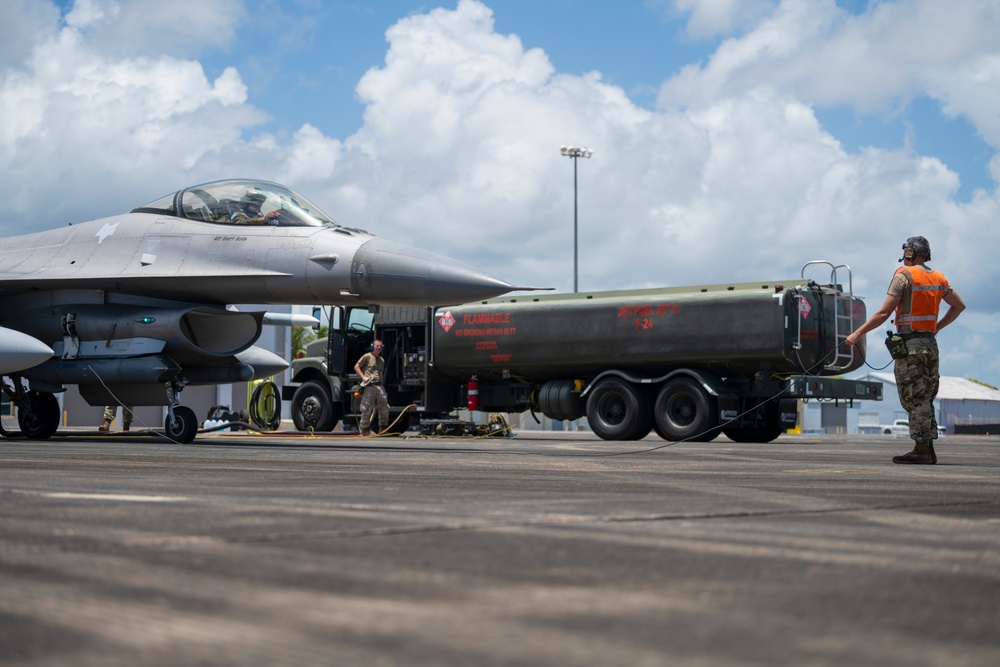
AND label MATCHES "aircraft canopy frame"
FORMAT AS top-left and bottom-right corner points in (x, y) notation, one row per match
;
(132, 179), (339, 228)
